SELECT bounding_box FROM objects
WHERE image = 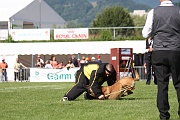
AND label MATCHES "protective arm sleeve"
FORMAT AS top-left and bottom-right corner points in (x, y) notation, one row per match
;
(89, 70), (103, 97)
